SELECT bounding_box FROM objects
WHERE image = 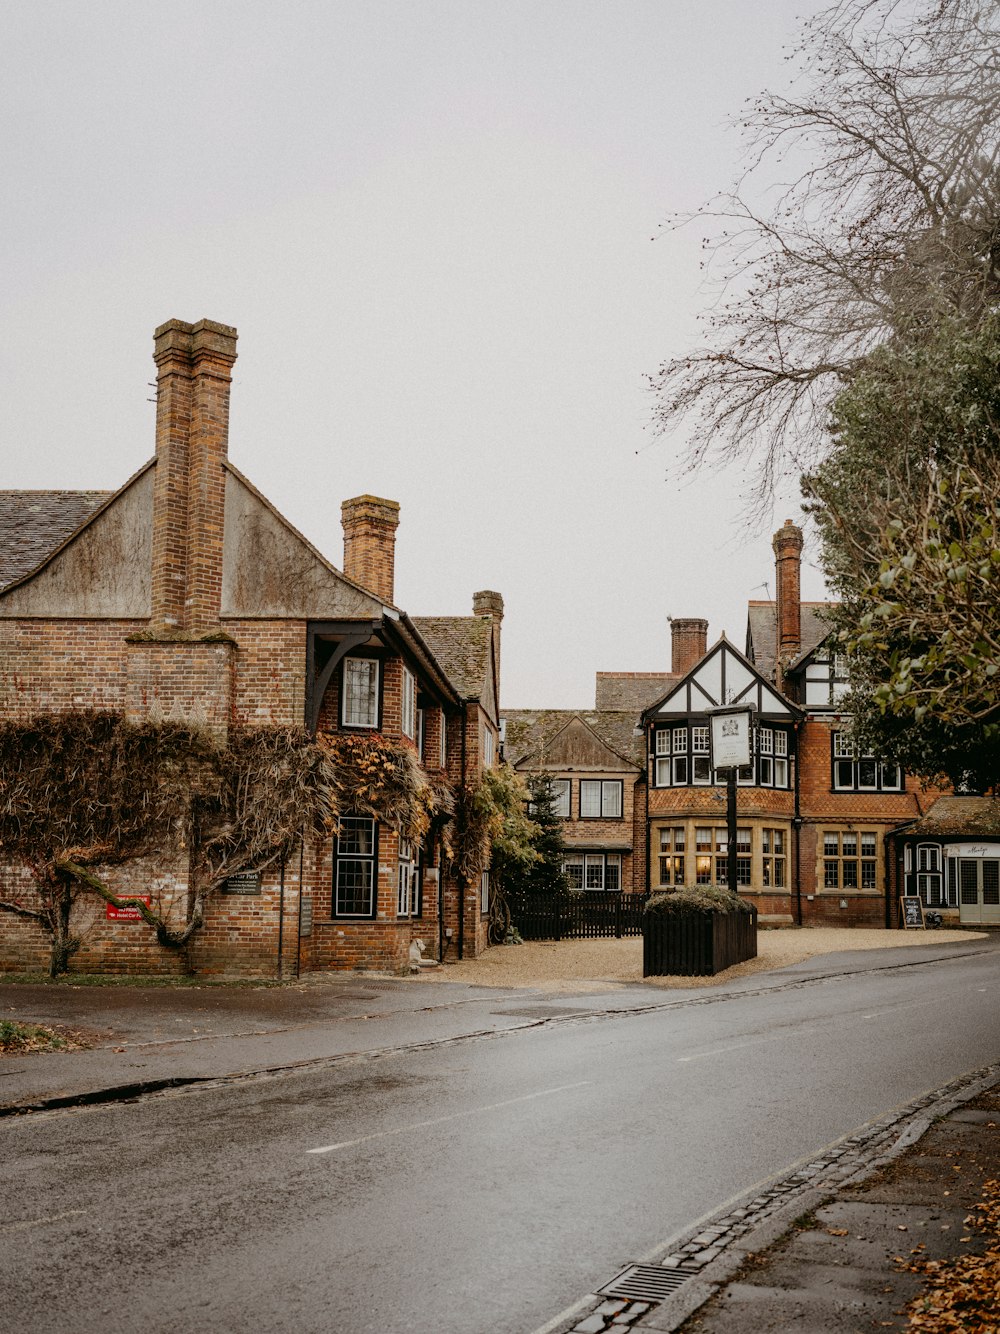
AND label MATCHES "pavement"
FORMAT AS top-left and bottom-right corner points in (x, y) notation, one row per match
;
(3, 940), (1000, 1334)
